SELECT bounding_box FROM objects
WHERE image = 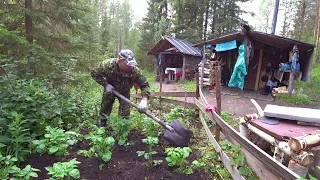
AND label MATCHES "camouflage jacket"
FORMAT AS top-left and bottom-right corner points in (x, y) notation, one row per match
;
(91, 58), (150, 98)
